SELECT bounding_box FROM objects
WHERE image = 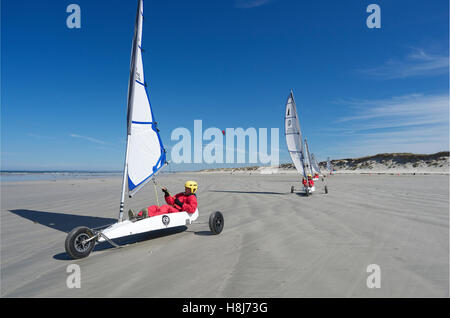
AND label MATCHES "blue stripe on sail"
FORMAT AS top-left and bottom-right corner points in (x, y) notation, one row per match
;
(136, 79), (145, 86)
(128, 175), (137, 191)
(132, 121), (154, 124)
